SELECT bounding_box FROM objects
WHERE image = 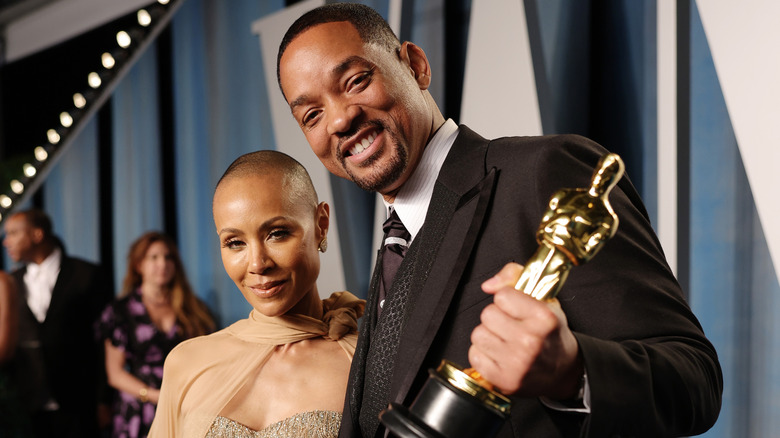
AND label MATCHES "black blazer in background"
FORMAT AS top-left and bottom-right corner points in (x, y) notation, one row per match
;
(13, 253), (111, 436)
(341, 126), (722, 438)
